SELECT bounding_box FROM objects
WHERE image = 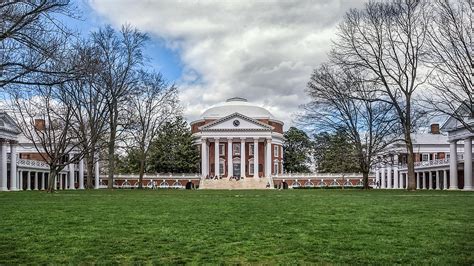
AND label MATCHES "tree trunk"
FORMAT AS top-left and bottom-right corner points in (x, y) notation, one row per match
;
(138, 159), (145, 189)
(47, 169), (58, 193)
(405, 135), (416, 191)
(363, 171), (369, 190)
(85, 152), (94, 189)
(107, 123), (116, 189)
